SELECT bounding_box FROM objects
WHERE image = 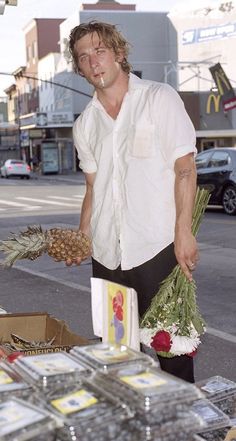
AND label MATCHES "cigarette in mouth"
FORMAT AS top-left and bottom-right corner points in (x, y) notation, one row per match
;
(100, 74), (105, 87)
